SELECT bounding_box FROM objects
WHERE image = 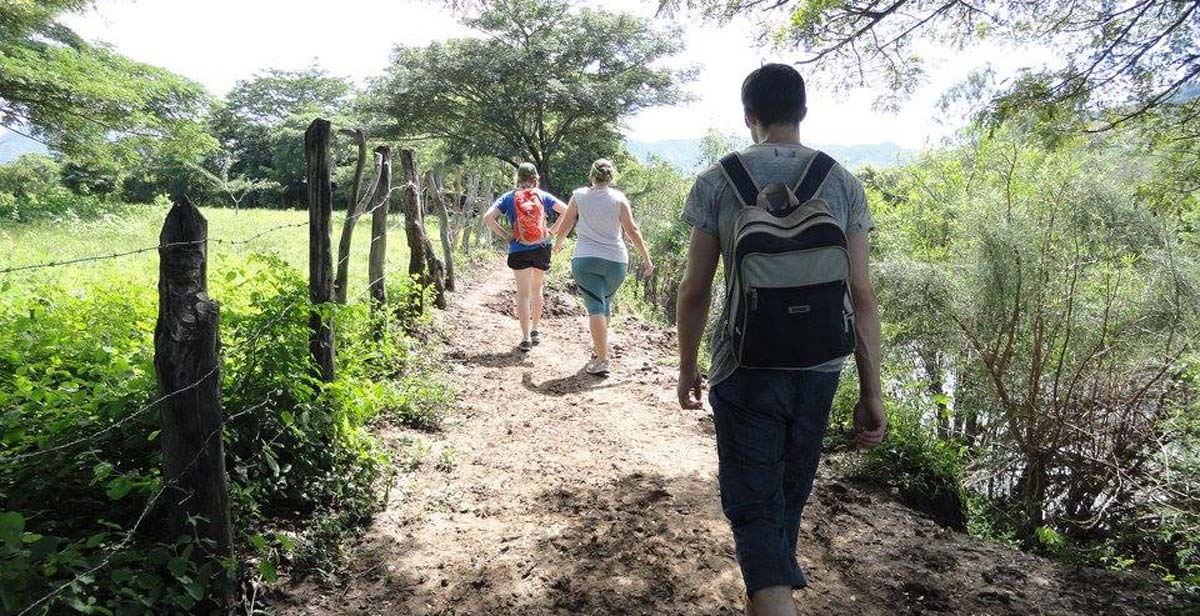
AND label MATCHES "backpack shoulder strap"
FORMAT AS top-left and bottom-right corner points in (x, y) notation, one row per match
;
(793, 150), (837, 202)
(718, 153), (759, 208)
